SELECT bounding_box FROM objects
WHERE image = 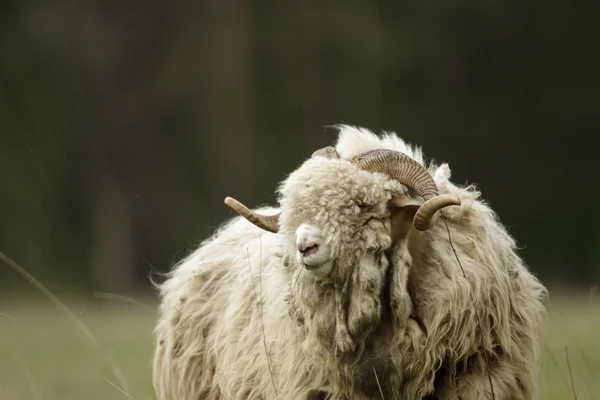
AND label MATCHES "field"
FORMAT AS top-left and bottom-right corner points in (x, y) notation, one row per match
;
(0, 292), (599, 400)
